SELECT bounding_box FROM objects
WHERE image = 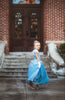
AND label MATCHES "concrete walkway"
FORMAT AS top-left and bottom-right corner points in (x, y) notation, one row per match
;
(0, 79), (65, 100)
